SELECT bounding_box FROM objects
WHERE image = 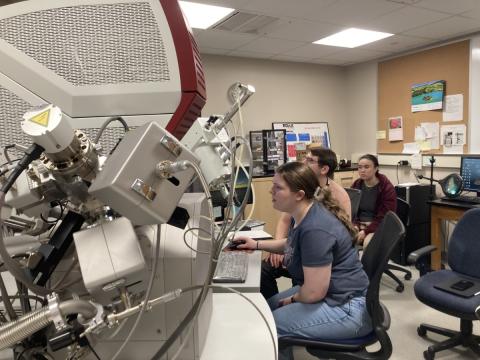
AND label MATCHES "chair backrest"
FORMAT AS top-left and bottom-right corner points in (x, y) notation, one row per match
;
(448, 208), (480, 278)
(361, 211), (405, 328)
(395, 197), (410, 227)
(345, 187), (362, 220)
